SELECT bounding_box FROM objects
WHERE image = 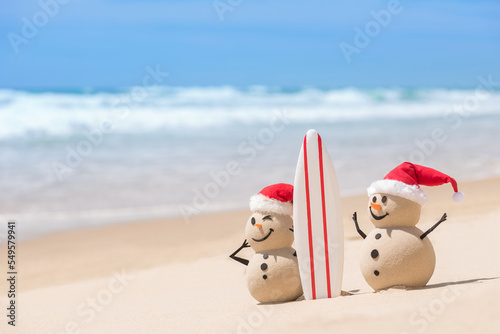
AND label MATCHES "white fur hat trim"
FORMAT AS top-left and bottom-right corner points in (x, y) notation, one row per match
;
(367, 179), (428, 205)
(249, 194), (293, 216)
